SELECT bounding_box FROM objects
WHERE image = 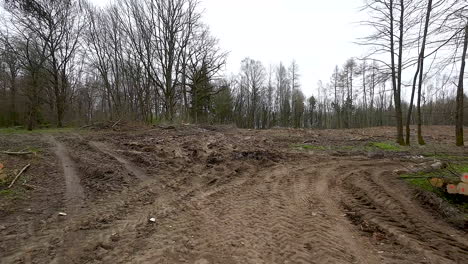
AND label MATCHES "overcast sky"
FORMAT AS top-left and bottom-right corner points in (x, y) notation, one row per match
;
(91, 0), (366, 97)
